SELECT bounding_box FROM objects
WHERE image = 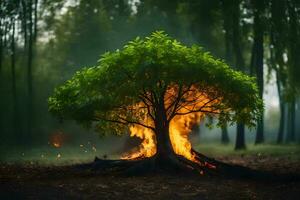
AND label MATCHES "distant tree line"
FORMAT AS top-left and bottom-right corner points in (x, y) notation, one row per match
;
(0, 0), (299, 148)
